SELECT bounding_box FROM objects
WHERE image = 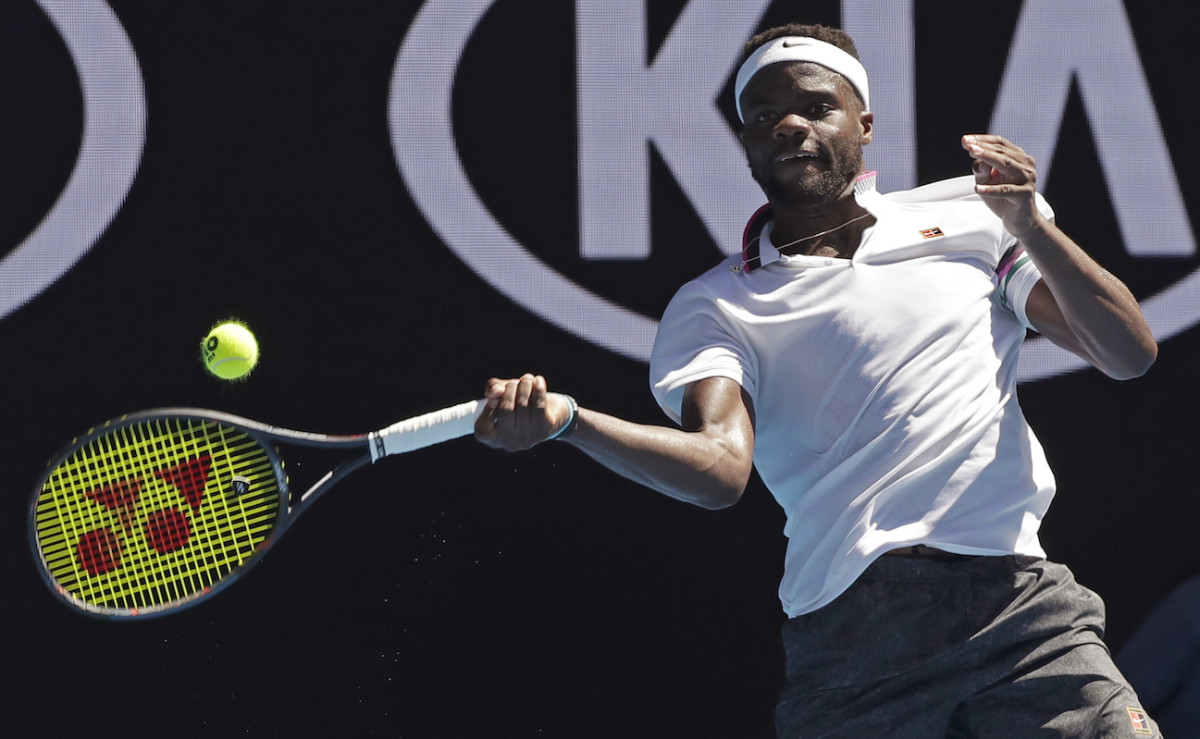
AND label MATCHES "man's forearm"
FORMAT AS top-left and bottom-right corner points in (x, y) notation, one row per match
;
(561, 406), (753, 510)
(1020, 219), (1157, 379)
